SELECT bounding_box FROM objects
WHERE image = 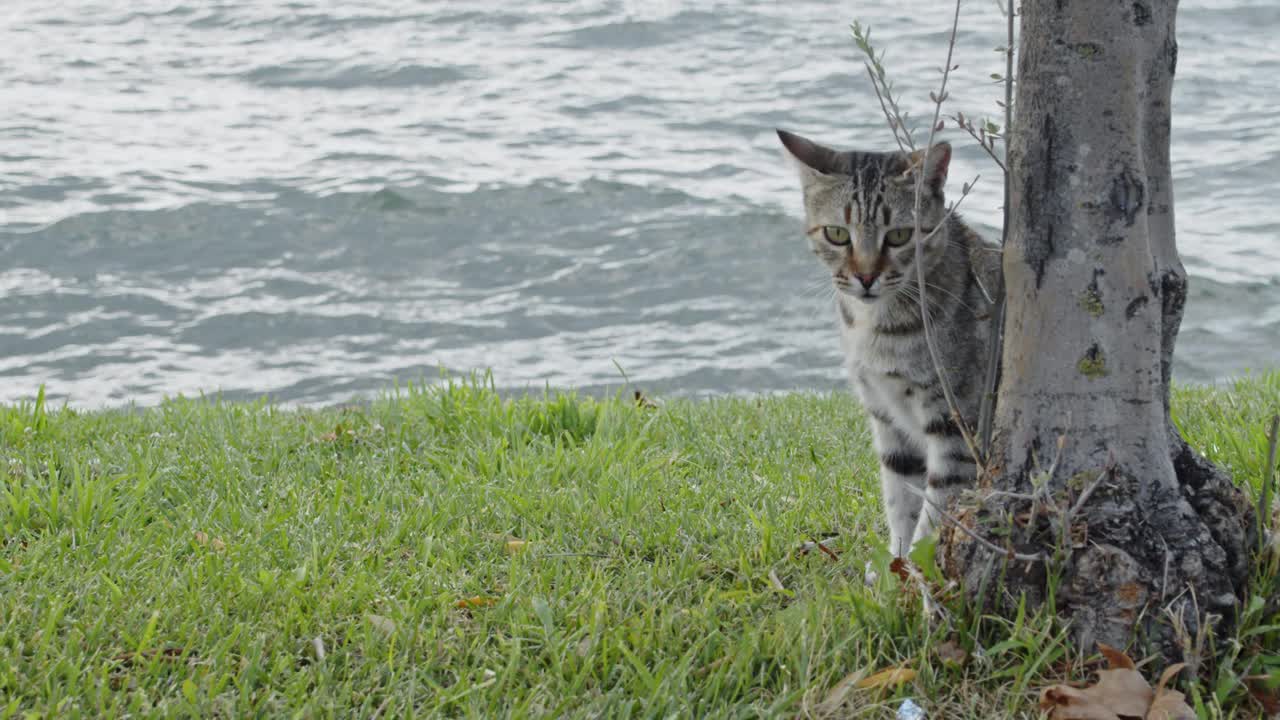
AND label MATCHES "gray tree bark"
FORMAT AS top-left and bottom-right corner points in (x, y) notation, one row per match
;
(938, 0), (1255, 658)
